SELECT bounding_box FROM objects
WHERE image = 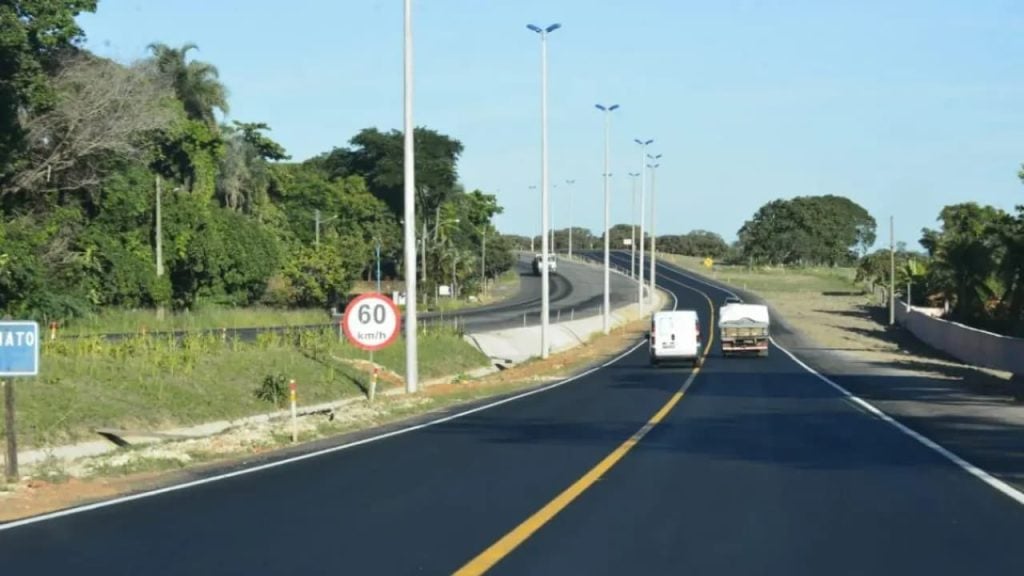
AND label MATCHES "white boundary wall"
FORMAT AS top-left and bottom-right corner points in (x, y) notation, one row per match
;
(895, 301), (1024, 375)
